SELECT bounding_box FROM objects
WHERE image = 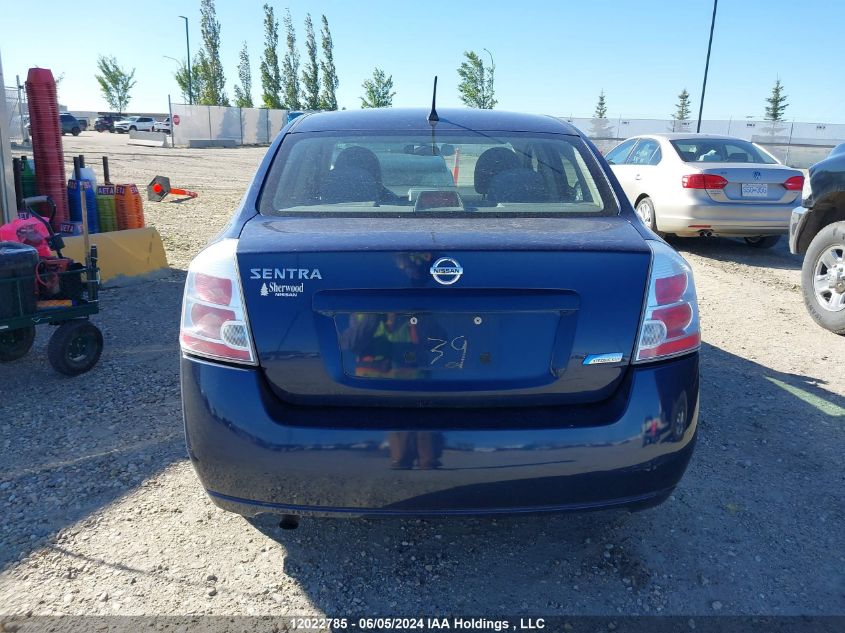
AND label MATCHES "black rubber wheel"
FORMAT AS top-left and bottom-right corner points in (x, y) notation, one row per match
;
(129, 126), (137, 131)
(744, 235), (781, 249)
(48, 320), (103, 375)
(801, 220), (845, 335)
(0, 326), (36, 362)
(71, 127), (80, 136)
